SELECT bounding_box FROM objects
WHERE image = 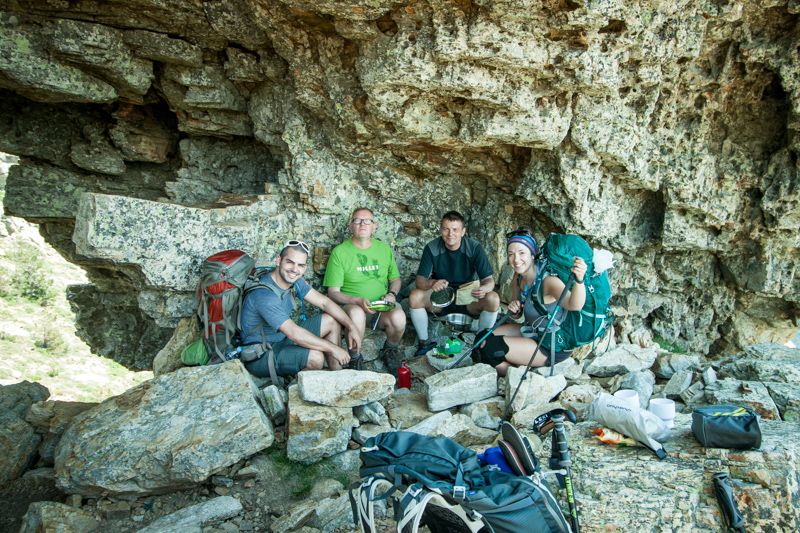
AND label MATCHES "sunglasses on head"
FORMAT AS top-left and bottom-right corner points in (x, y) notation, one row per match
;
(285, 239), (310, 254)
